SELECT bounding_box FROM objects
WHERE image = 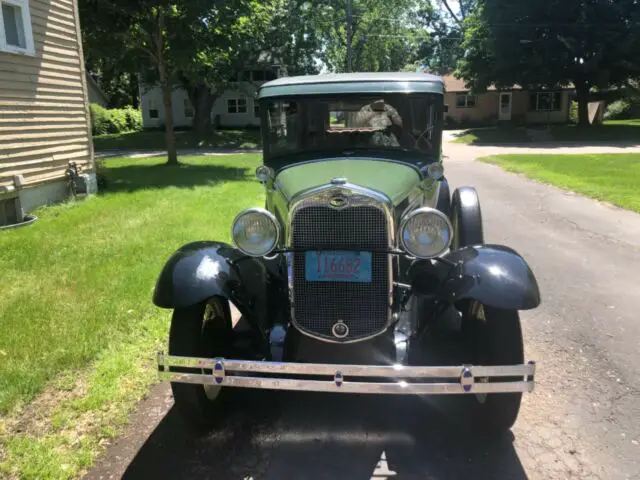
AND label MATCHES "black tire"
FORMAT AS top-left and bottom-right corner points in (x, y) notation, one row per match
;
(168, 296), (233, 432)
(450, 186), (483, 250)
(461, 301), (524, 434)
